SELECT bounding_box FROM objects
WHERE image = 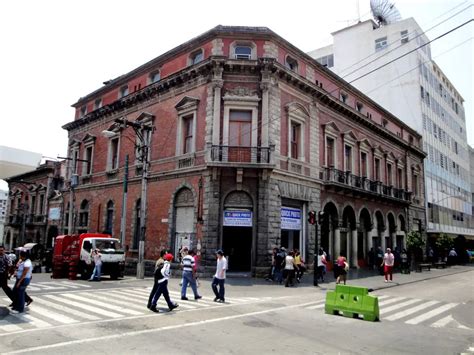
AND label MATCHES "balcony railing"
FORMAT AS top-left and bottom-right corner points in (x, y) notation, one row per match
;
(322, 167), (411, 202)
(210, 145), (271, 164)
